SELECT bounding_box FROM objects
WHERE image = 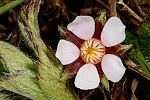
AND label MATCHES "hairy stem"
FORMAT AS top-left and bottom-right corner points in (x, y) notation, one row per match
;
(0, 0), (25, 15)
